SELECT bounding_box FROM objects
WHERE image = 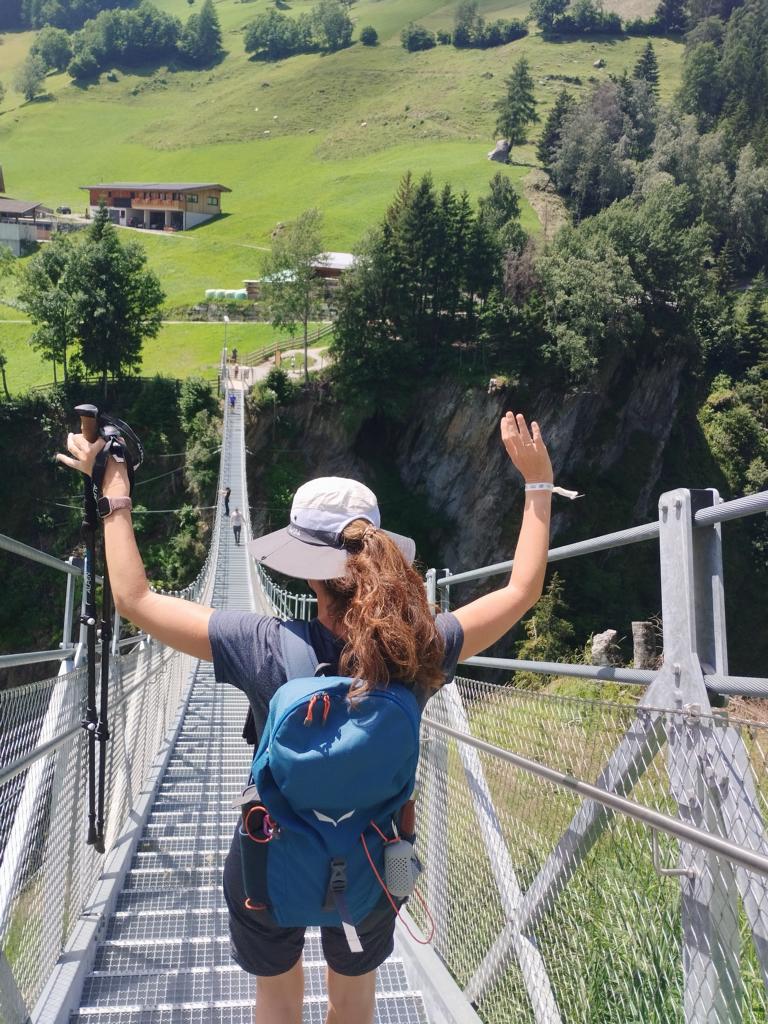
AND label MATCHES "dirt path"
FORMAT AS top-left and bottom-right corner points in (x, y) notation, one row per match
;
(227, 347), (330, 387)
(523, 169), (569, 243)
